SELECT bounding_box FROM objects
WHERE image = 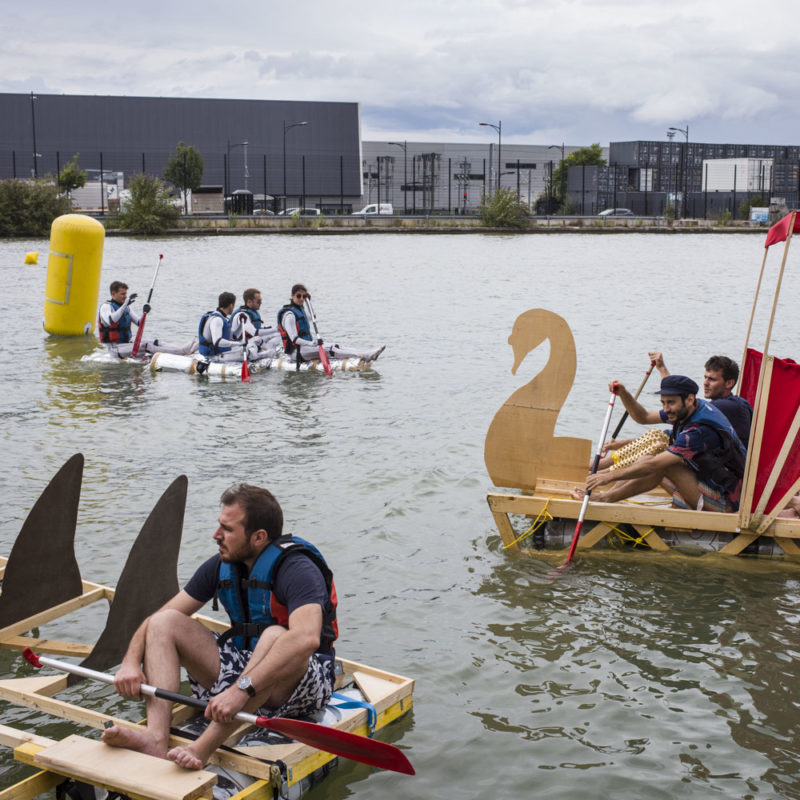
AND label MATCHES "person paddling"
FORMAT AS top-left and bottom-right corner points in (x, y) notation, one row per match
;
(101, 484), (338, 771)
(98, 281), (196, 358)
(197, 292), (245, 364)
(232, 288), (283, 362)
(277, 283), (385, 364)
